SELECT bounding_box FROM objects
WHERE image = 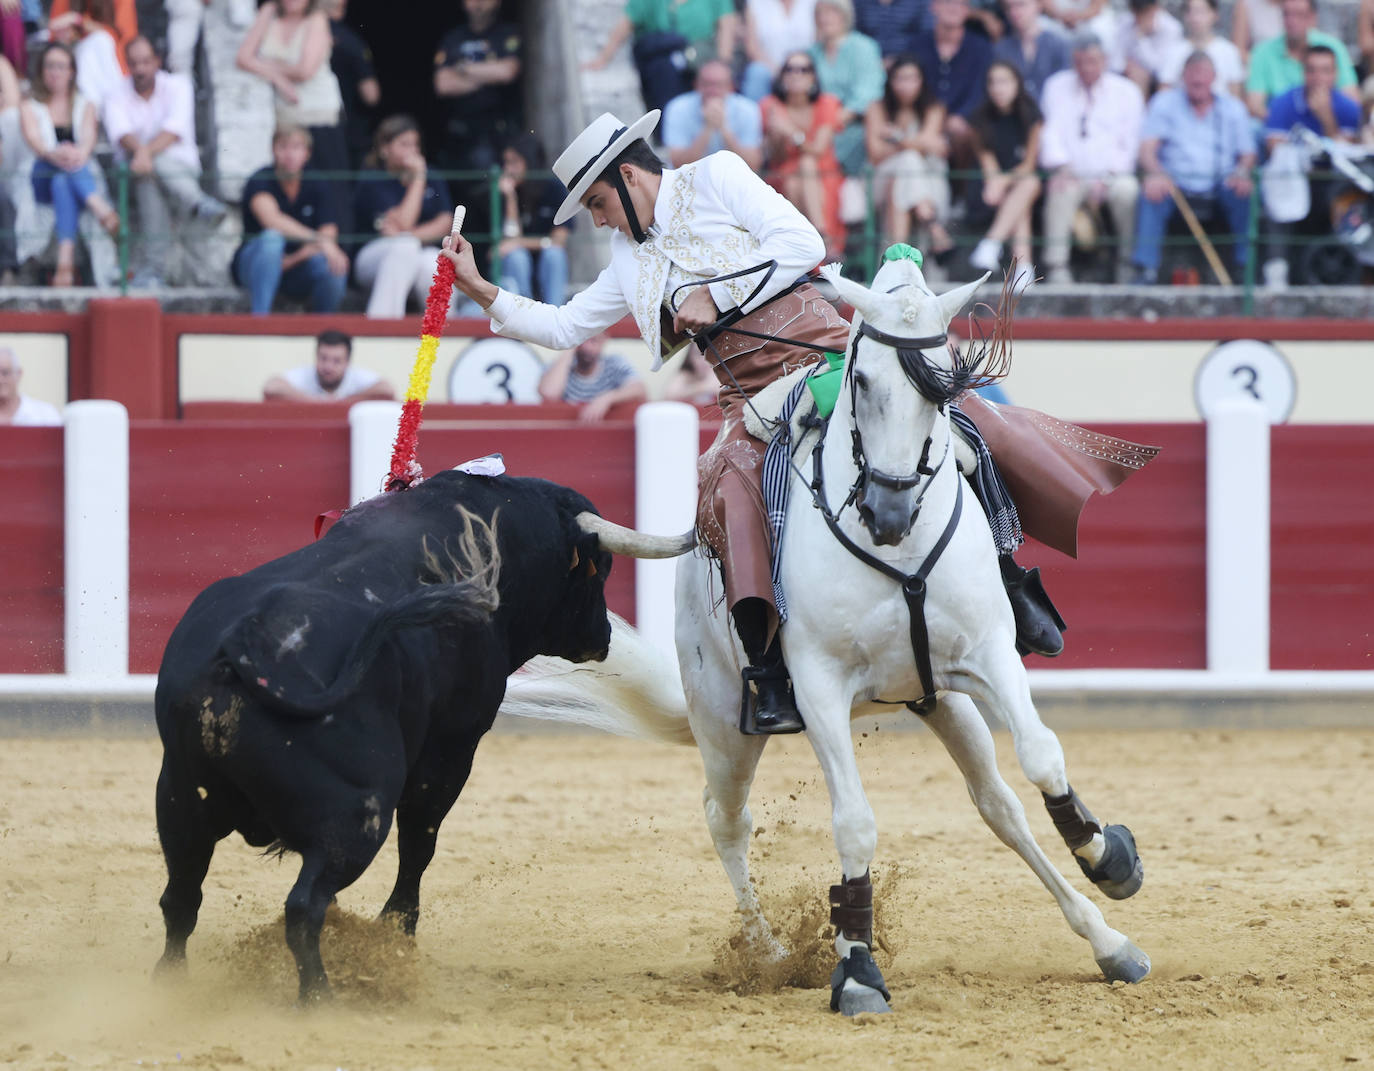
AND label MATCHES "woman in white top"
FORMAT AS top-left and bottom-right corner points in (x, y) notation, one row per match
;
(236, 0), (348, 181)
(1157, 0), (1244, 95)
(740, 0), (819, 100)
(20, 42), (119, 286)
